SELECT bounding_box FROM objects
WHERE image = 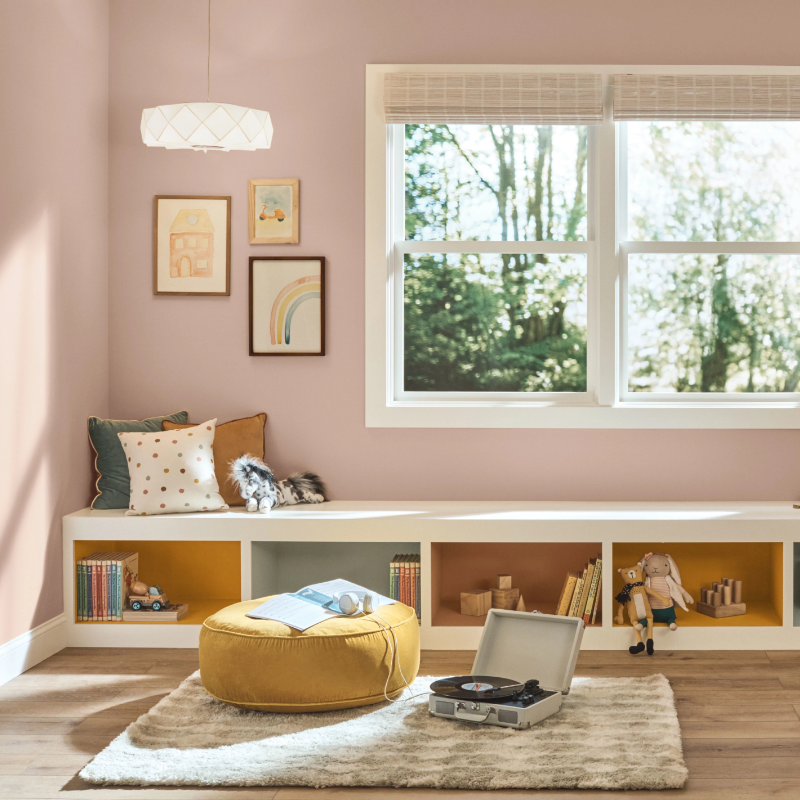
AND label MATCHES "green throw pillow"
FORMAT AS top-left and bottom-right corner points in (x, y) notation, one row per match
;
(89, 411), (189, 509)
